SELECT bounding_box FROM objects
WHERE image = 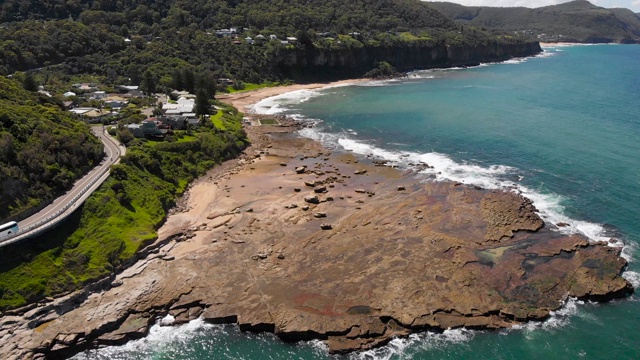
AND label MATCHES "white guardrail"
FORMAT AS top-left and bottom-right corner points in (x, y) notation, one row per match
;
(0, 131), (122, 247)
